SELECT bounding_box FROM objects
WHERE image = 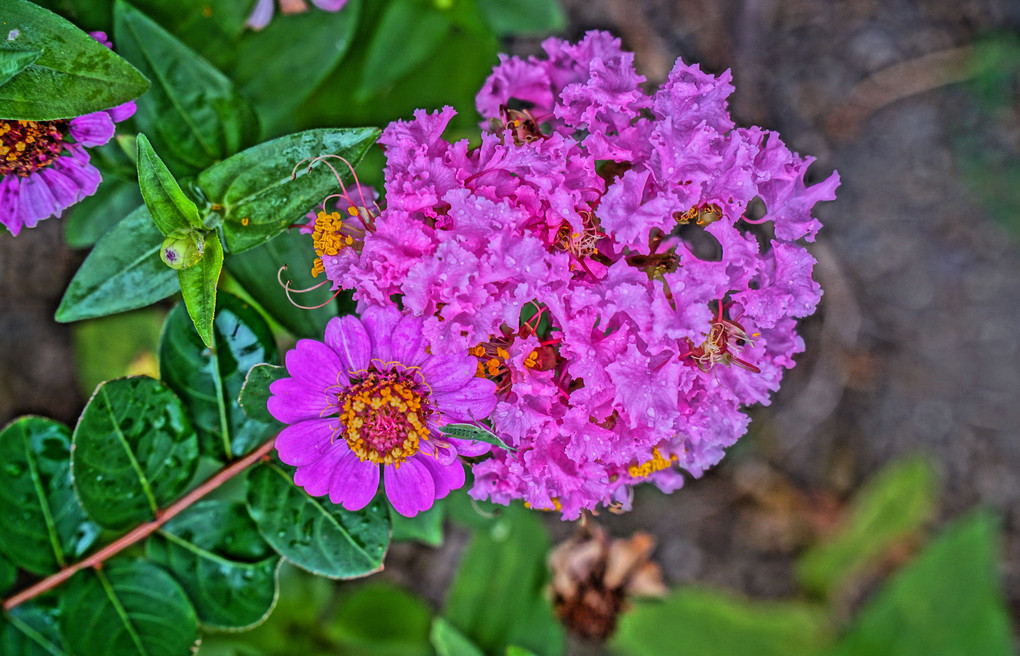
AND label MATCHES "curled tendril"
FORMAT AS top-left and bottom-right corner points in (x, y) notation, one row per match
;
(277, 264), (344, 310)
